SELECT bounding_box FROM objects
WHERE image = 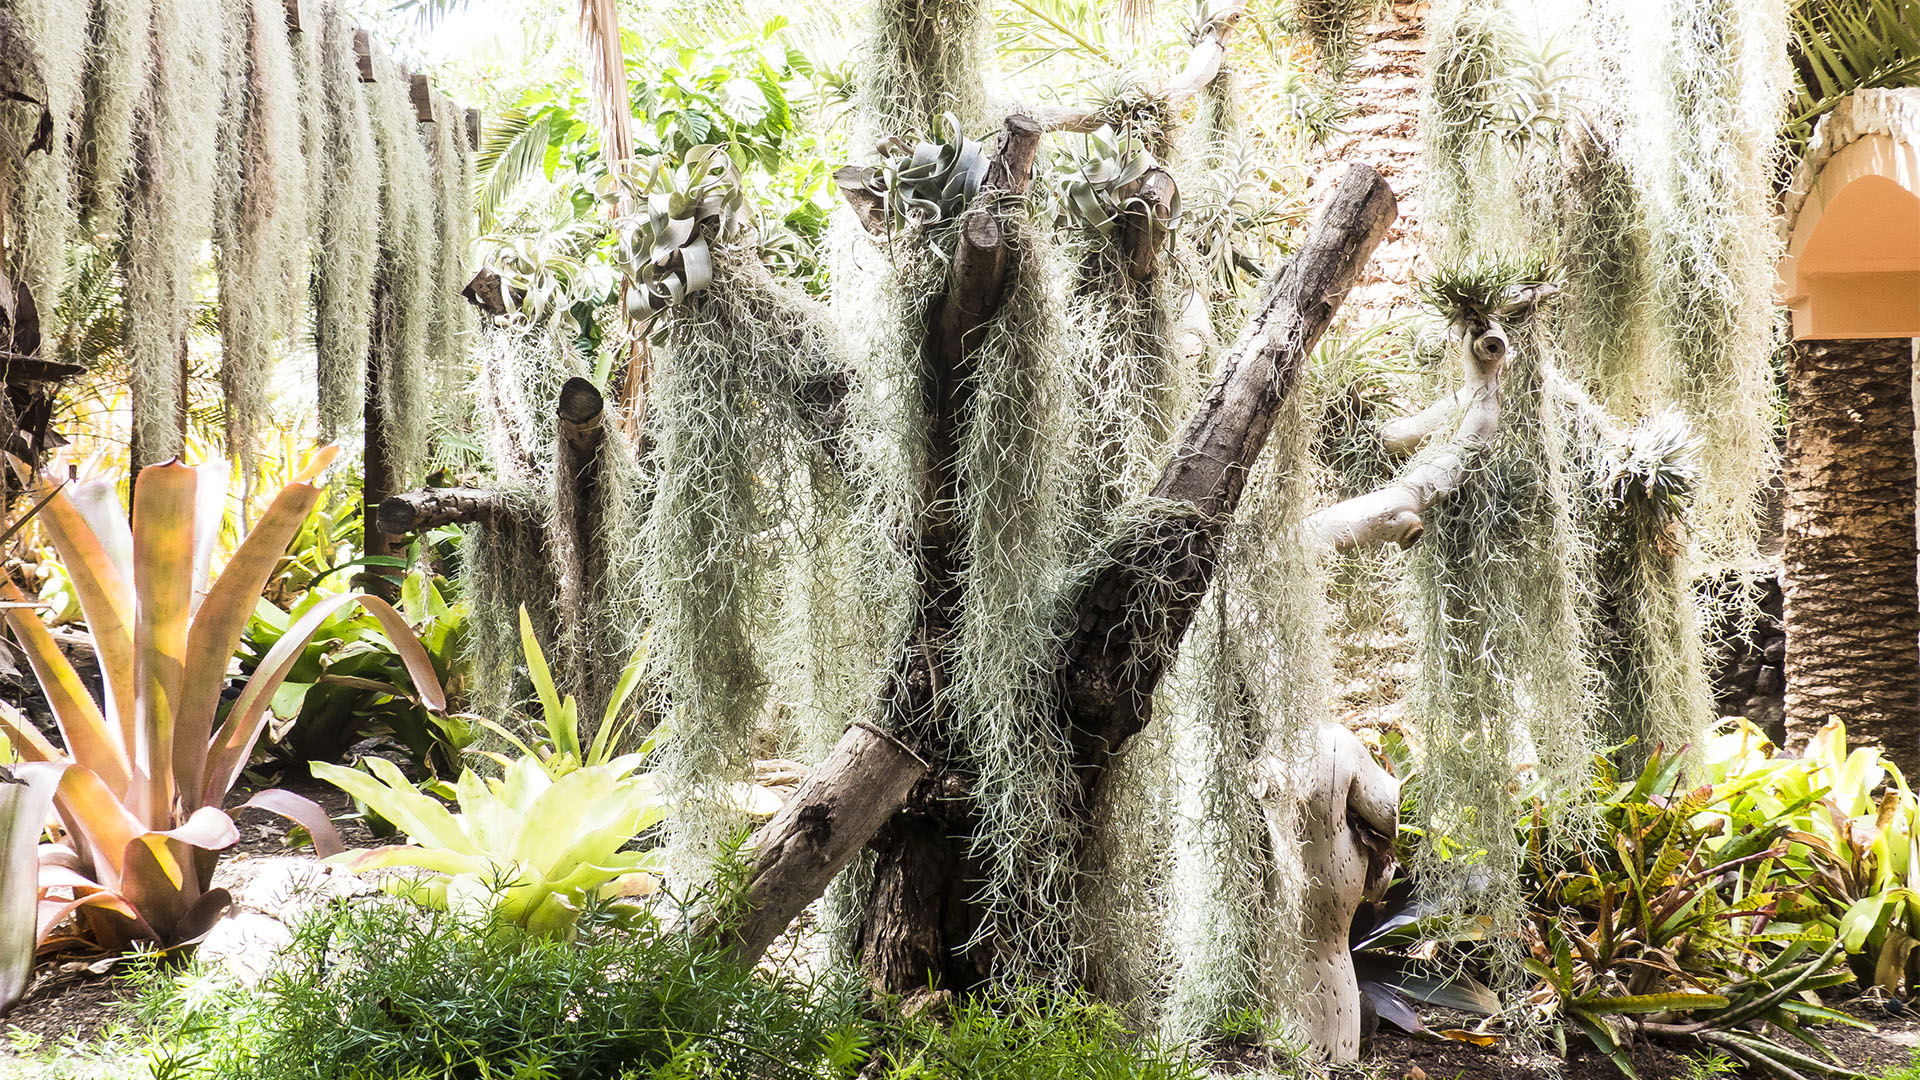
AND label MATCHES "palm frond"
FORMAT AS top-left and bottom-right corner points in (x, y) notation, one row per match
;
(477, 109), (553, 233)
(1789, 0), (1920, 150)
